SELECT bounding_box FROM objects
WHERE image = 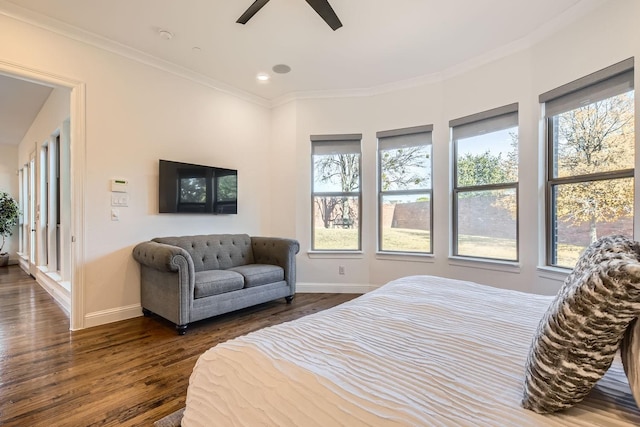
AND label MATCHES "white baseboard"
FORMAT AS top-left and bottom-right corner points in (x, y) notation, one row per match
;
(78, 285), (375, 329)
(297, 282), (377, 294)
(84, 304), (142, 328)
(35, 270), (71, 314)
